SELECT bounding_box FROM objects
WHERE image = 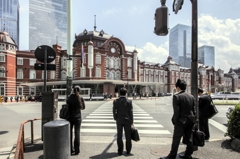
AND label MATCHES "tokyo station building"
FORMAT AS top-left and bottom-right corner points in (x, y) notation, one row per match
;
(0, 28), (238, 97)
